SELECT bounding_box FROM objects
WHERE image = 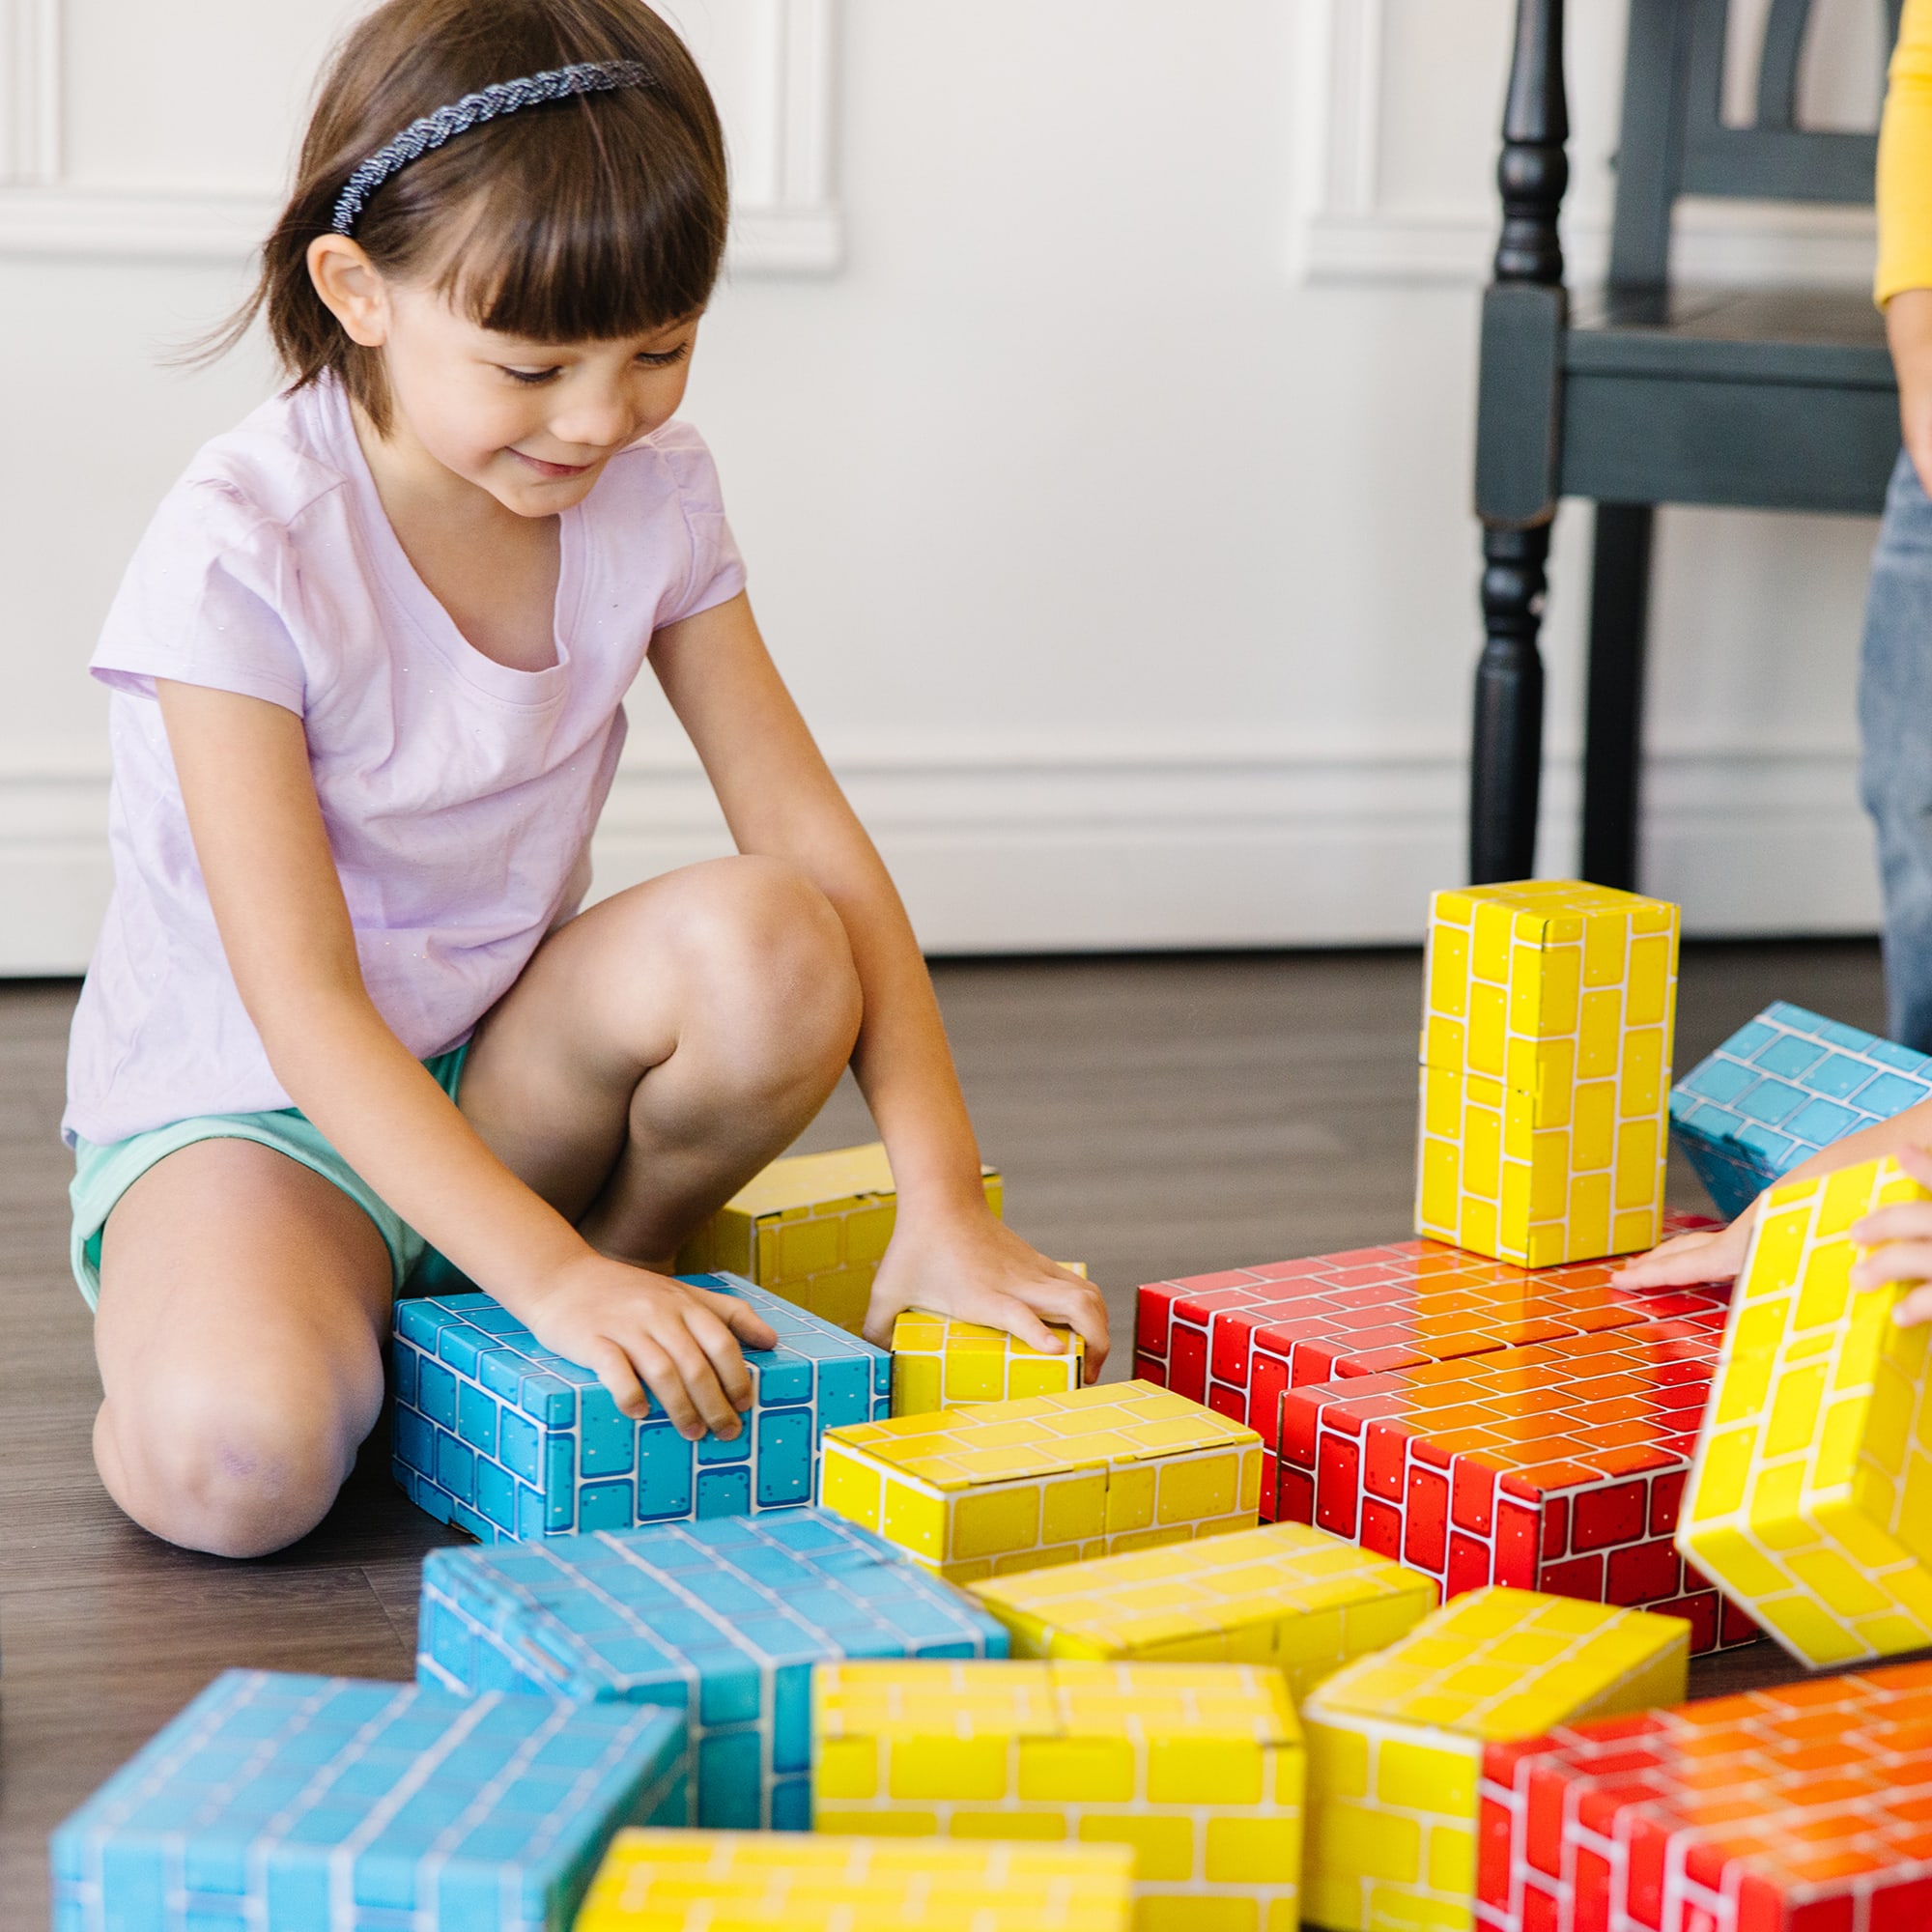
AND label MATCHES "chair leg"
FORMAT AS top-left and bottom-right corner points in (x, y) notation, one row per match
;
(1471, 522), (1550, 883)
(1580, 502), (1655, 891)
